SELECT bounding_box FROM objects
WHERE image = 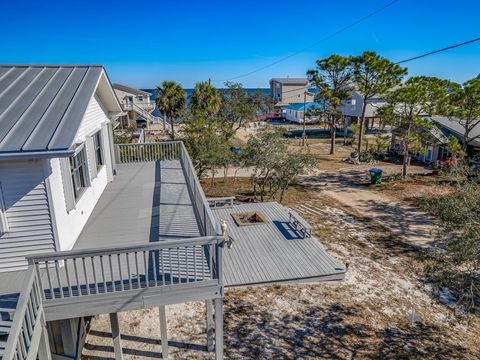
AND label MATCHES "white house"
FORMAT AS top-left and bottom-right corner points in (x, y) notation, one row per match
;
(0, 65), (122, 271)
(112, 83), (157, 128)
(282, 102), (324, 123)
(0, 65), (344, 360)
(341, 90), (387, 130)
